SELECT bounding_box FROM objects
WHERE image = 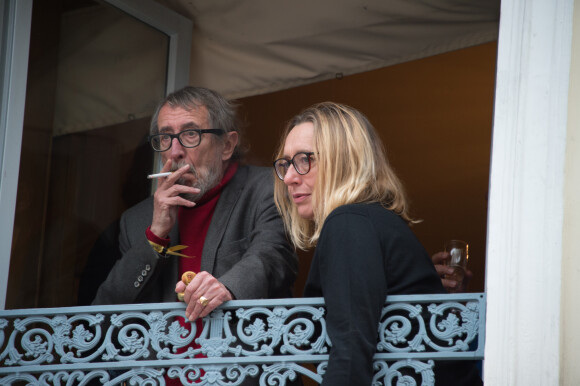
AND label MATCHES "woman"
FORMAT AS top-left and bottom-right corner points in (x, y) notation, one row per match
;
(273, 102), (482, 385)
